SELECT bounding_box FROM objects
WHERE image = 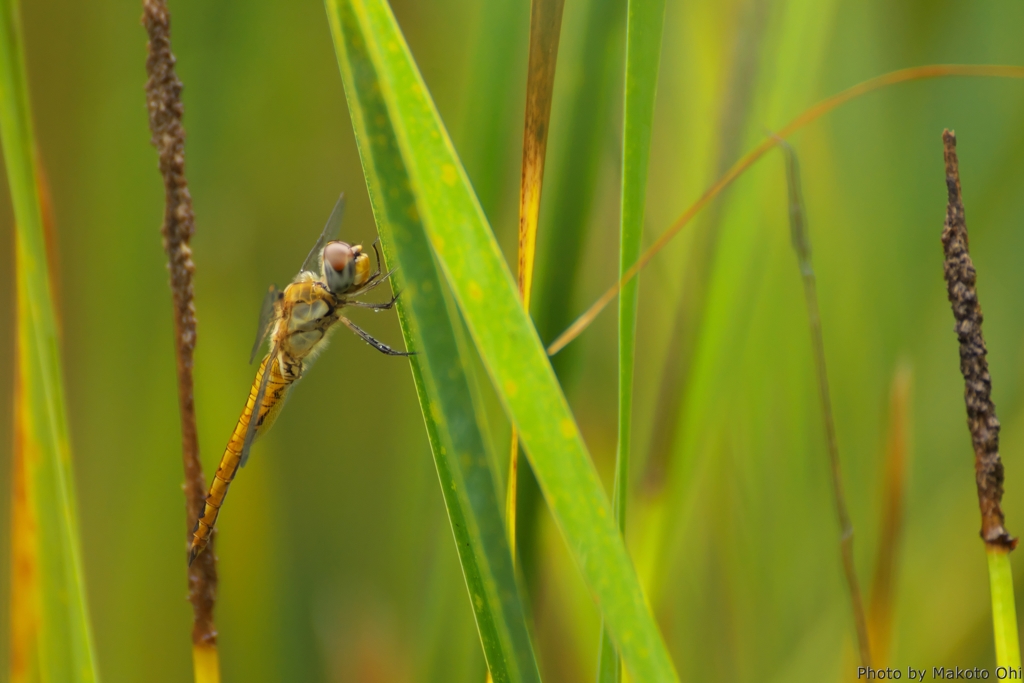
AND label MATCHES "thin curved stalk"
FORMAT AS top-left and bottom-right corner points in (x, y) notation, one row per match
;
(546, 64), (1024, 356)
(776, 138), (871, 667)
